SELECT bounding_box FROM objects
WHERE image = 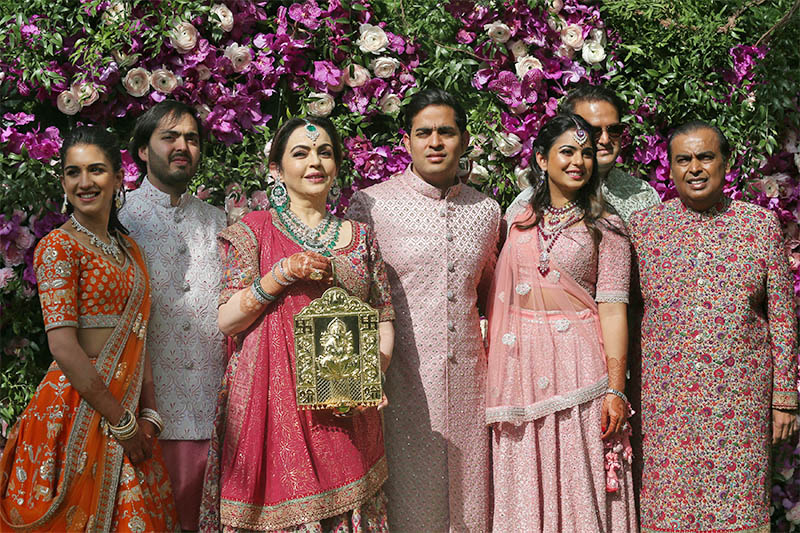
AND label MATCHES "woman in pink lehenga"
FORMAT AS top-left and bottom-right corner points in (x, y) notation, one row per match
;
(487, 114), (637, 532)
